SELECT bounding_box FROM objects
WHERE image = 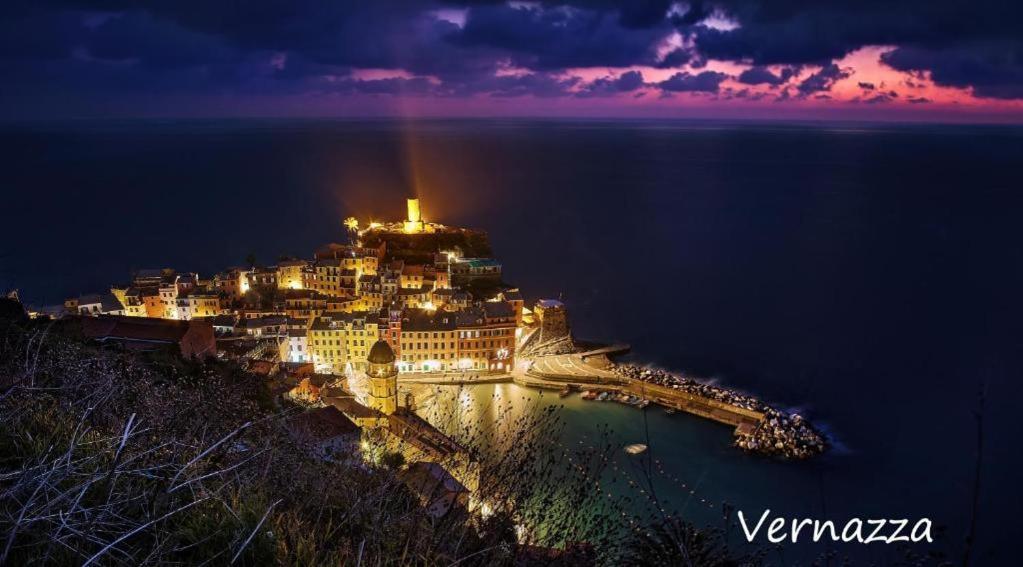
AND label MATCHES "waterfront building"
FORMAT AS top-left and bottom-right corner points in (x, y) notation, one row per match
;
(454, 302), (517, 371)
(493, 289), (524, 326)
(534, 299), (569, 344)
(397, 308), (459, 372)
(398, 462), (470, 518)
